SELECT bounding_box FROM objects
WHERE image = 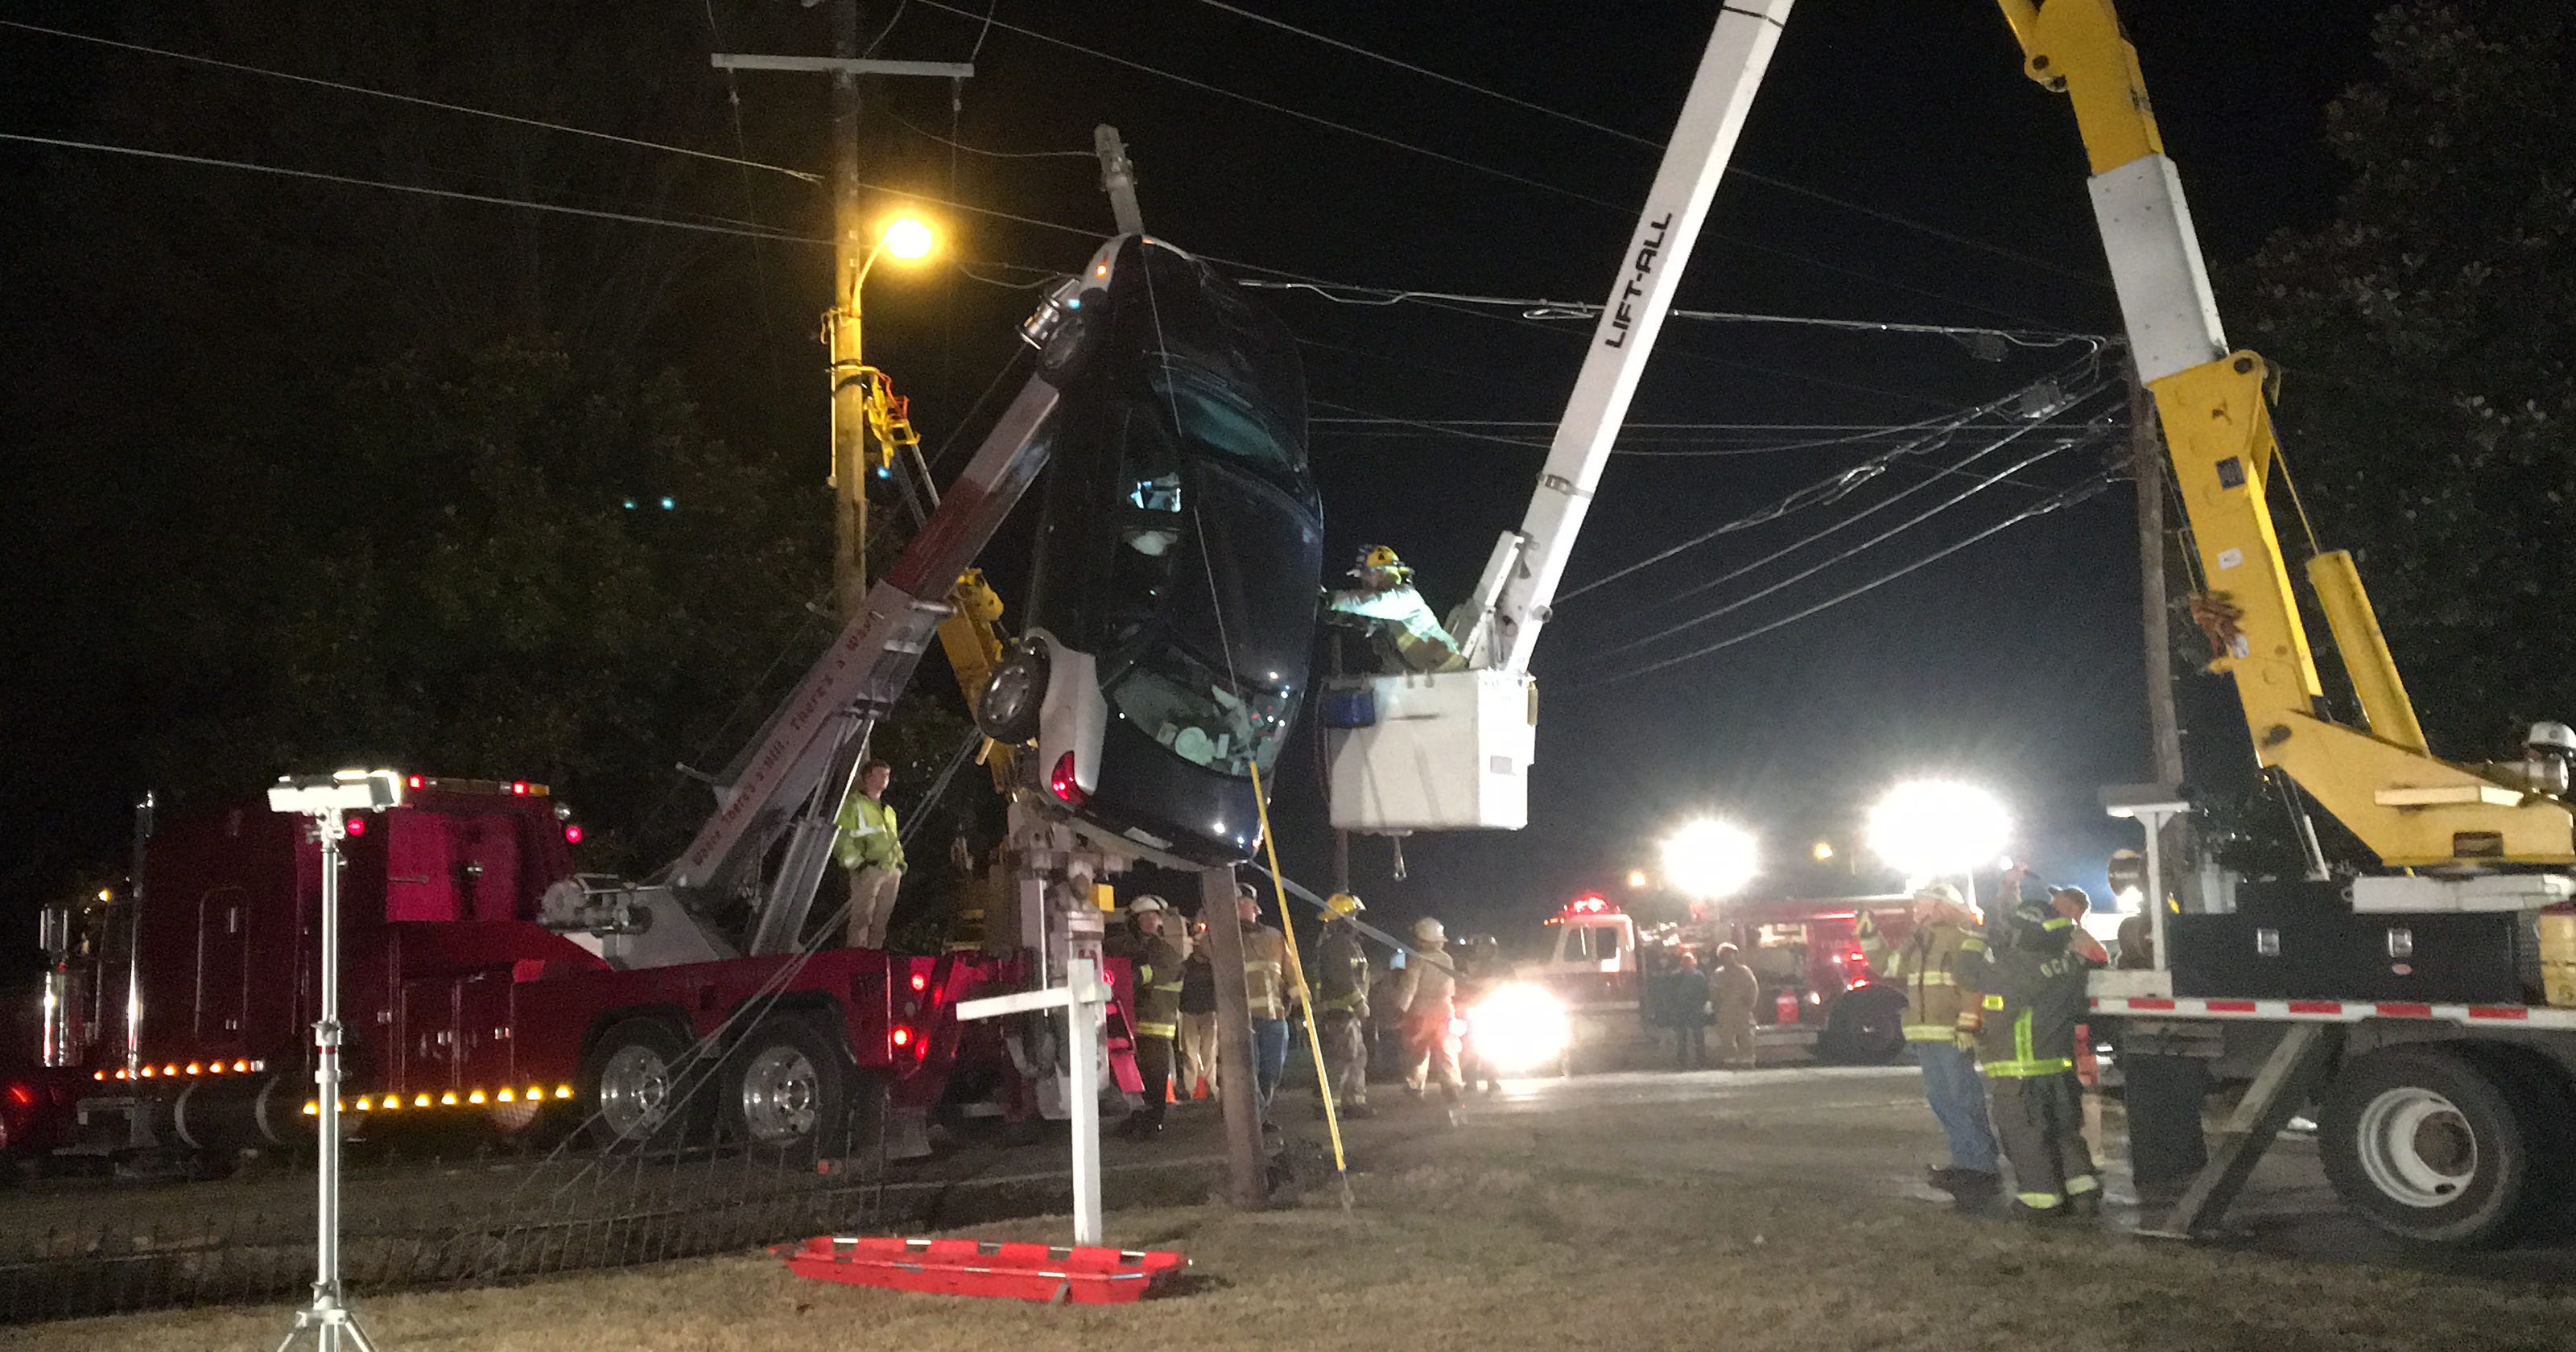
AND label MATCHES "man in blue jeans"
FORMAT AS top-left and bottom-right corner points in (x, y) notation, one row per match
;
(1861, 880), (2000, 1202)
(1234, 885), (1305, 1121)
